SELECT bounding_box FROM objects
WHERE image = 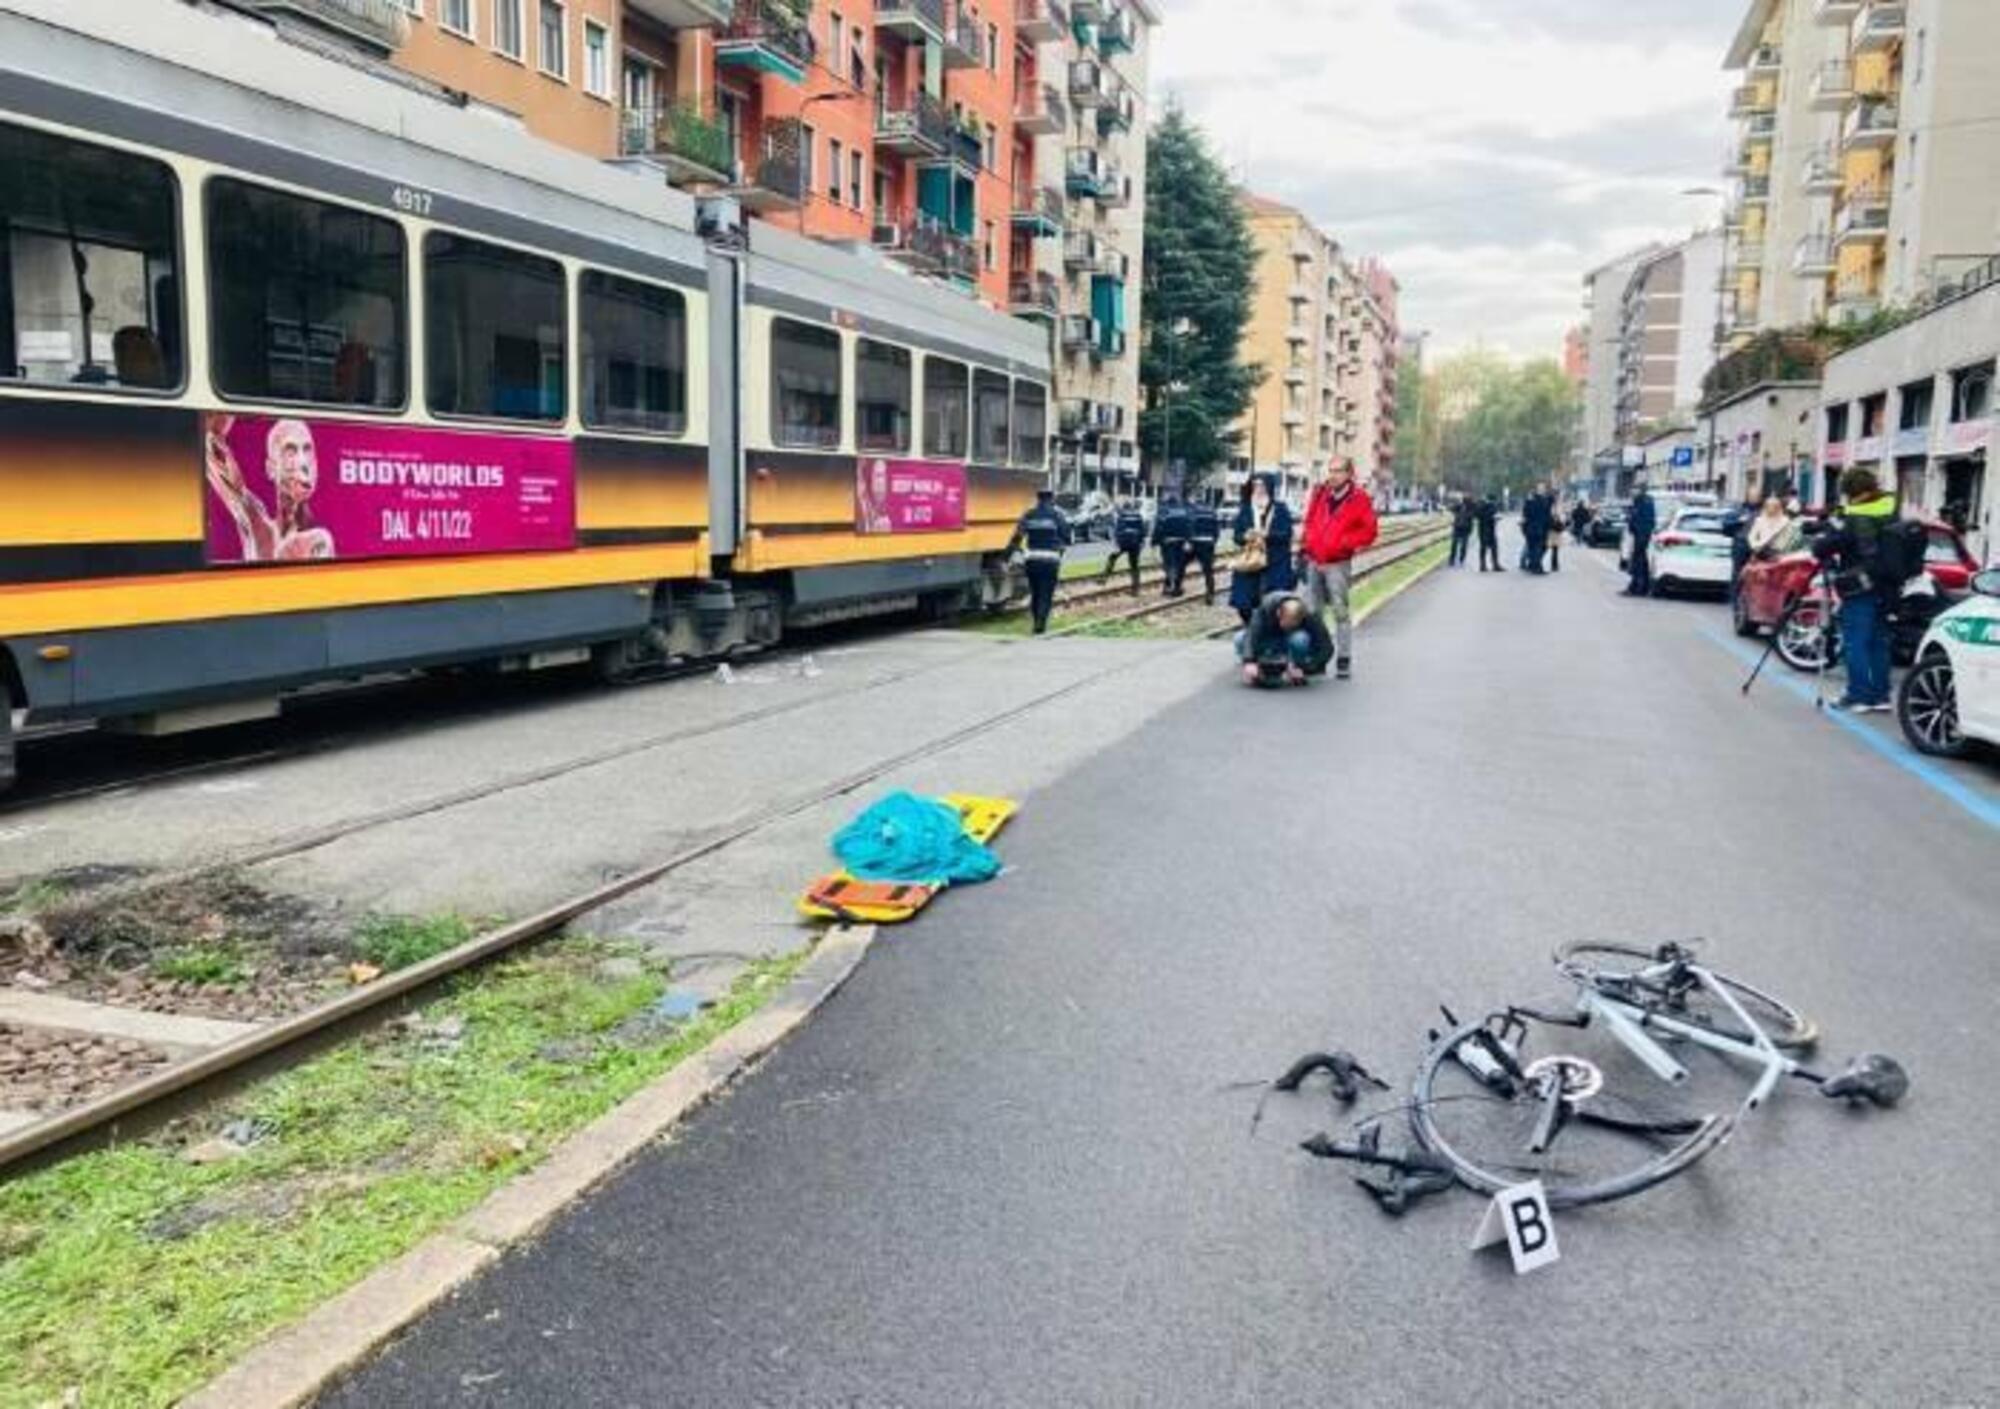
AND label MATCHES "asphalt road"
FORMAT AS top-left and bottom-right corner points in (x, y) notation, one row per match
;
(322, 544), (2000, 1407)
